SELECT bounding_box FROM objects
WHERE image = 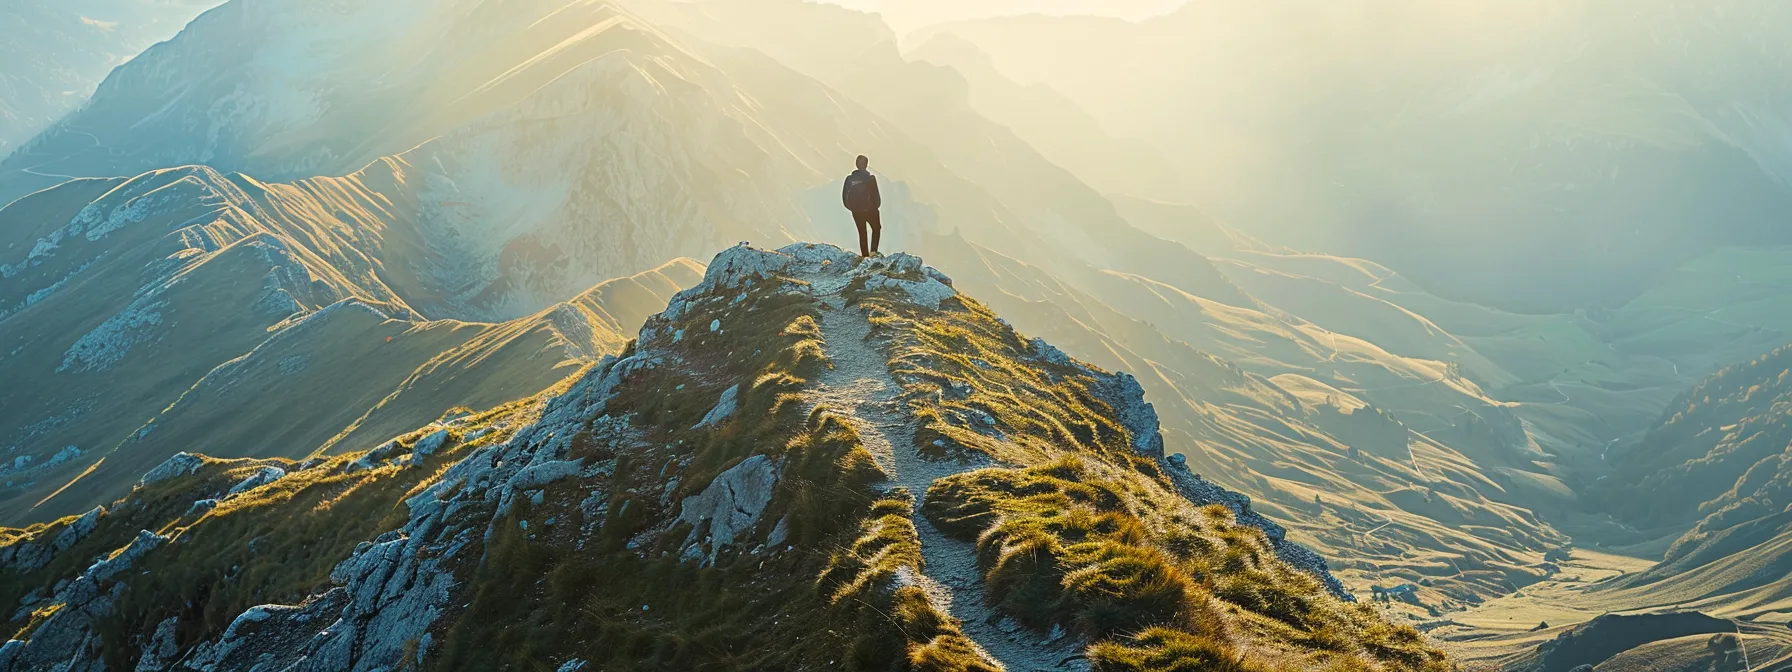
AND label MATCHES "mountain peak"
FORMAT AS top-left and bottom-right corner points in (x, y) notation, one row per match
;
(0, 242), (1445, 671)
